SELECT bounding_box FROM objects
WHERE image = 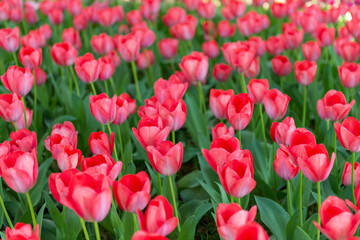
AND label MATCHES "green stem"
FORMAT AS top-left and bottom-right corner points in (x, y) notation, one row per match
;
(104, 81), (109, 96)
(351, 88), (357, 118)
(230, 195), (234, 203)
(25, 192), (36, 229)
(107, 124), (119, 162)
(352, 152), (356, 204)
(302, 86), (307, 127)
(238, 131), (242, 149)
(12, 51), (18, 65)
(94, 222), (100, 240)
(131, 61), (142, 103)
(170, 60), (176, 72)
(90, 82), (97, 95)
(240, 74), (247, 93)
(197, 81), (204, 112)
(280, 76), (284, 92)
(69, 66), (80, 97)
(13, 122), (18, 131)
(21, 97), (28, 129)
(158, 173), (162, 195)
(79, 218), (90, 240)
(326, 120), (330, 131)
(237, 197), (241, 208)
(299, 172), (303, 227)
(132, 213), (139, 231)
(317, 182), (321, 240)
(333, 126), (338, 171)
(168, 175), (181, 232)
(287, 180), (292, 216)
(0, 194), (13, 228)
(33, 70), (37, 127)
(172, 131), (175, 144)
(109, 77), (117, 94)
(258, 105), (268, 157)
(116, 125), (124, 161)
